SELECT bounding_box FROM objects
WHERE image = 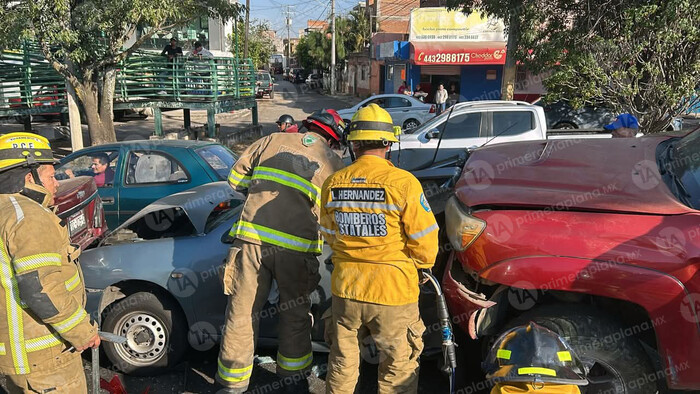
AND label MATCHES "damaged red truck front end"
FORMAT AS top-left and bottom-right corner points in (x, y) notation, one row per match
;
(443, 134), (700, 391)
